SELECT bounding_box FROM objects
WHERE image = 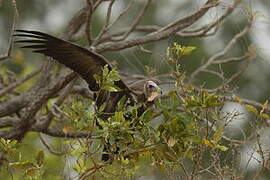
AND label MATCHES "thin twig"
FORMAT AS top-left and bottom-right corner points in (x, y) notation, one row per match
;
(0, 67), (42, 97)
(79, 164), (106, 180)
(212, 53), (250, 64)
(39, 128), (93, 139)
(93, 0), (134, 45)
(92, 0), (116, 46)
(189, 19), (253, 81)
(39, 133), (66, 156)
(189, 0), (243, 37)
(85, 0), (94, 45)
(111, 0), (152, 41)
(95, 0), (218, 52)
(106, 0), (134, 30)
